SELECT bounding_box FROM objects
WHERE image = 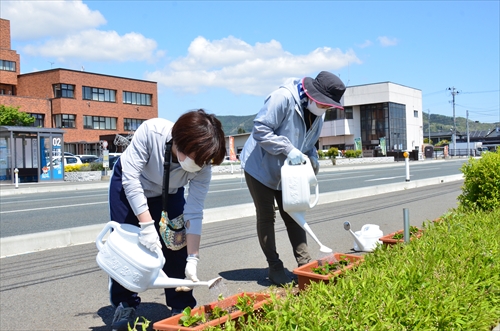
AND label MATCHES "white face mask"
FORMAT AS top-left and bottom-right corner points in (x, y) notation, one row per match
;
(179, 156), (202, 173)
(307, 98), (328, 116)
